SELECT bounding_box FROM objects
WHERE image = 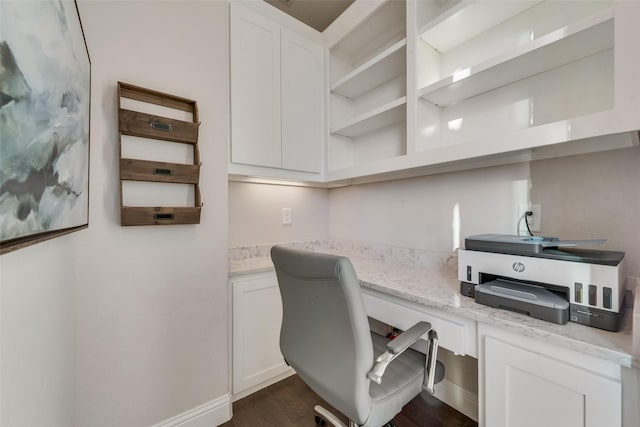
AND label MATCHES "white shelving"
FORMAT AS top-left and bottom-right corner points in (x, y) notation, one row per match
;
(331, 97), (406, 138)
(332, 39), (406, 99)
(419, 8), (614, 106)
(327, 0), (407, 172)
(409, 0), (621, 171)
(419, 0), (543, 52)
(327, 0), (406, 67)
